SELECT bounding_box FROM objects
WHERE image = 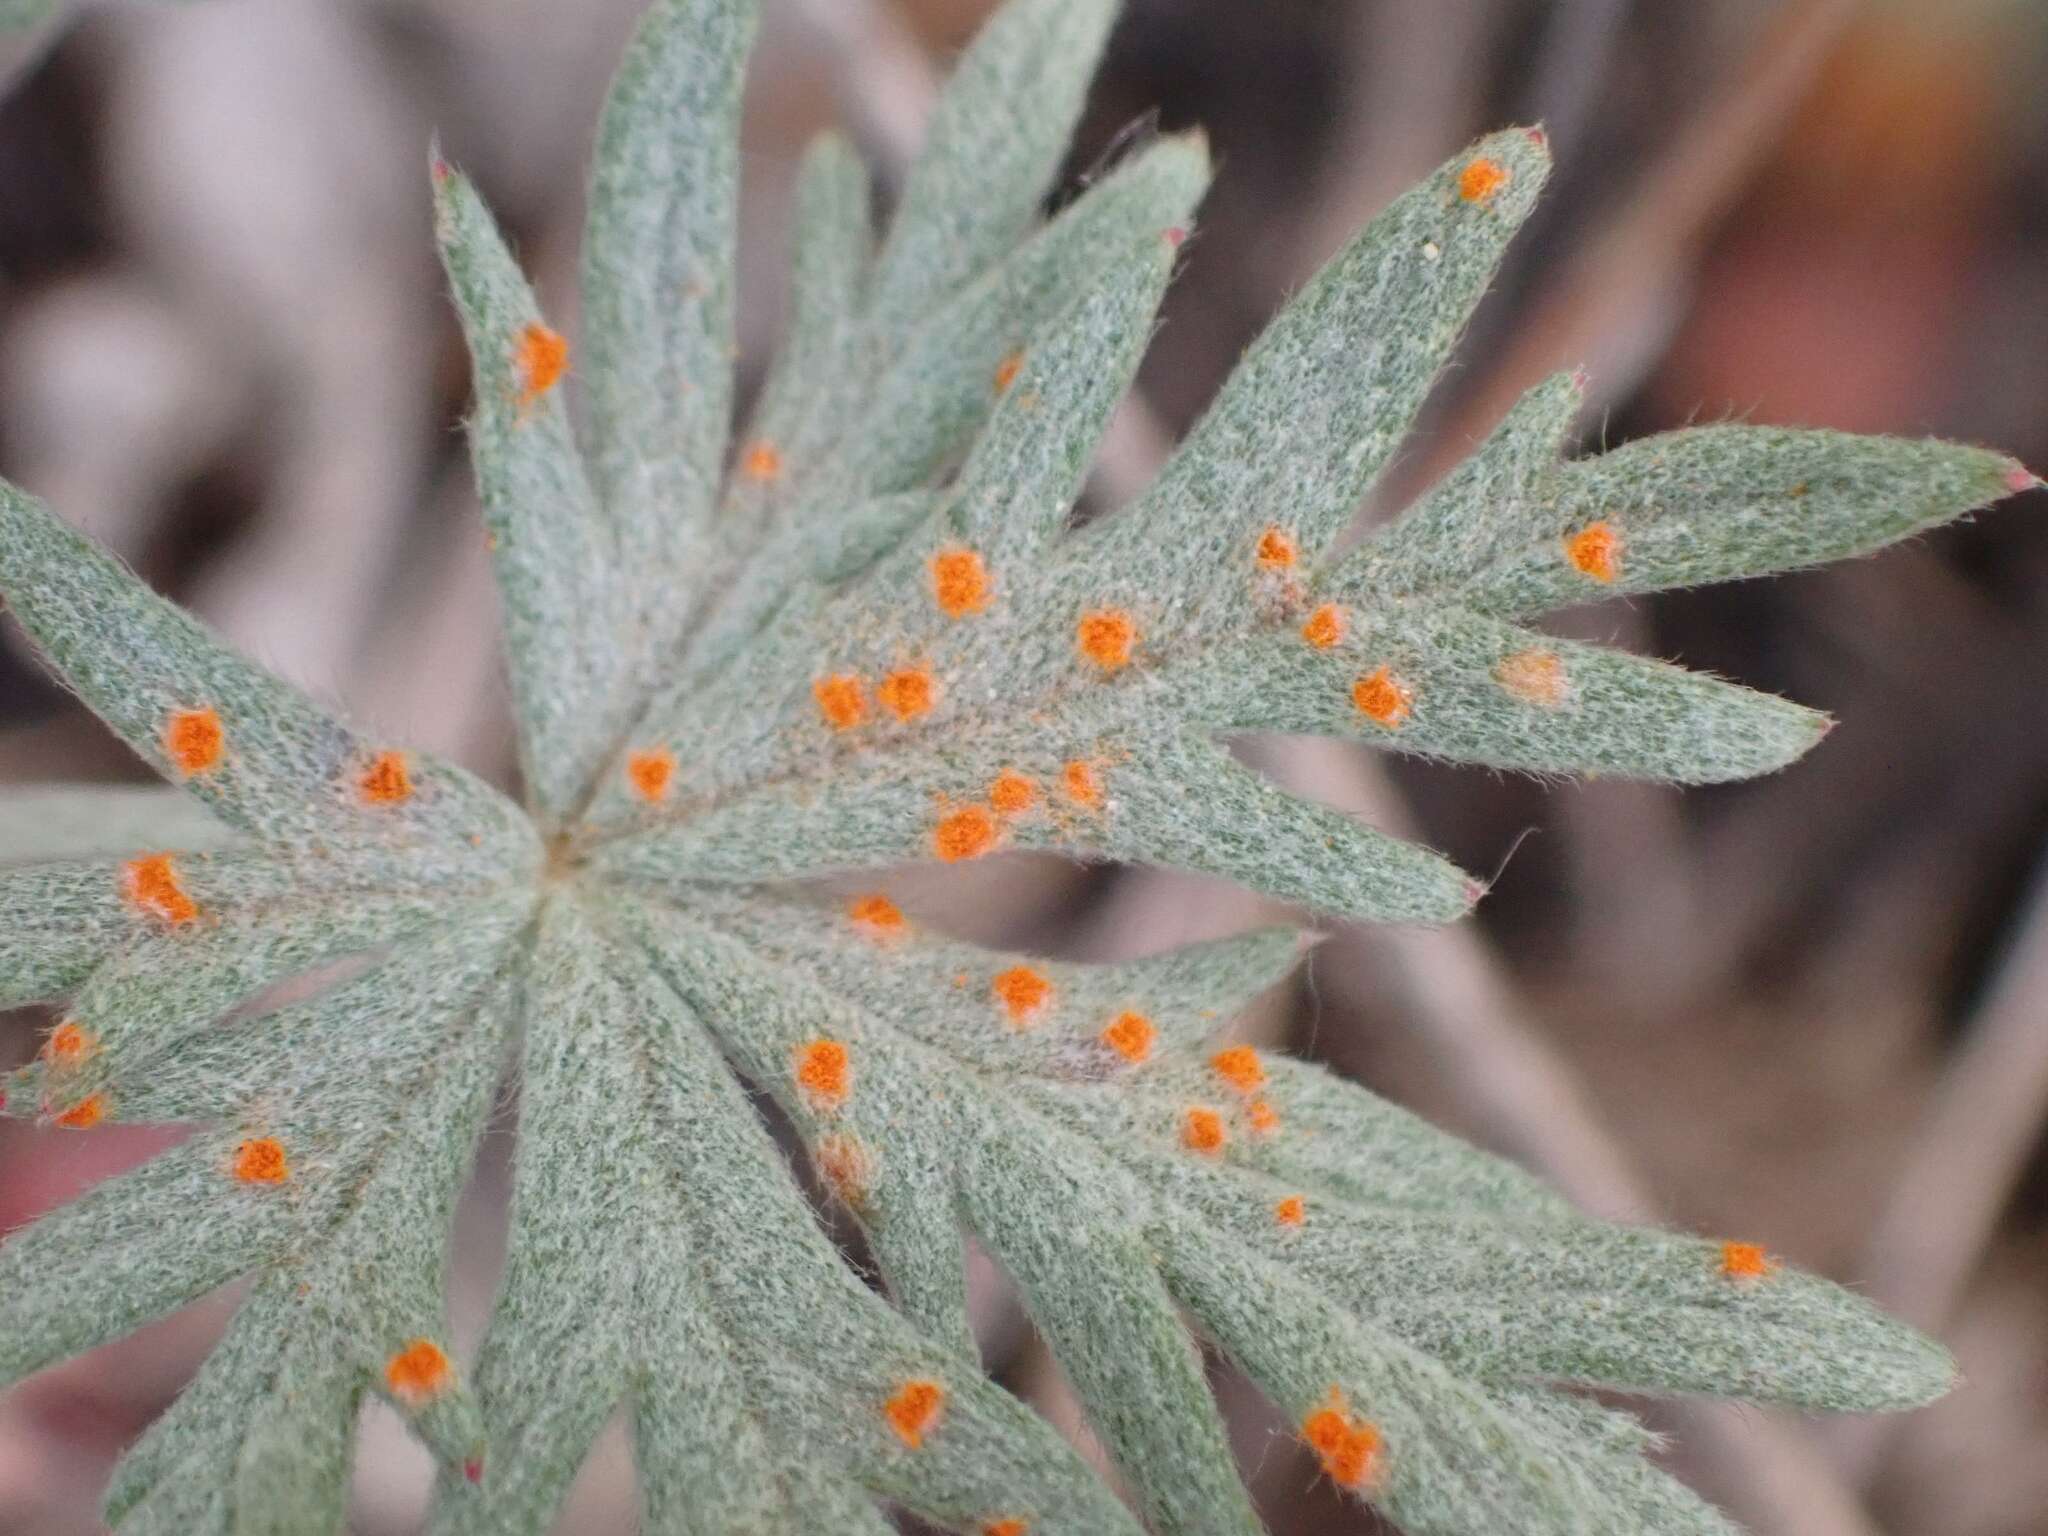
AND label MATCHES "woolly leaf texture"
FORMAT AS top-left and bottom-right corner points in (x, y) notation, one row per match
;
(0, 0), (2029, 1531)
